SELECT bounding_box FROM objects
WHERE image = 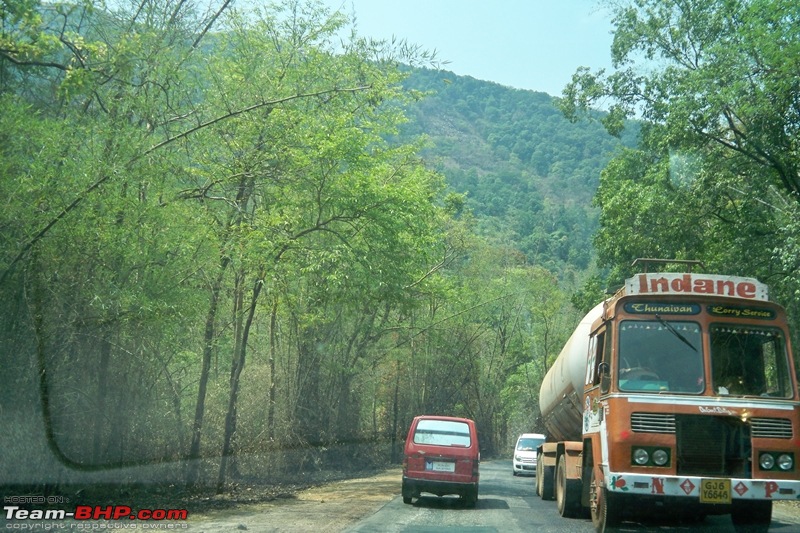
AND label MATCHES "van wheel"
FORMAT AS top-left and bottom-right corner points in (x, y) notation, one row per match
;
(462, 487), (478, 508)
(401, 480), (413, 505)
